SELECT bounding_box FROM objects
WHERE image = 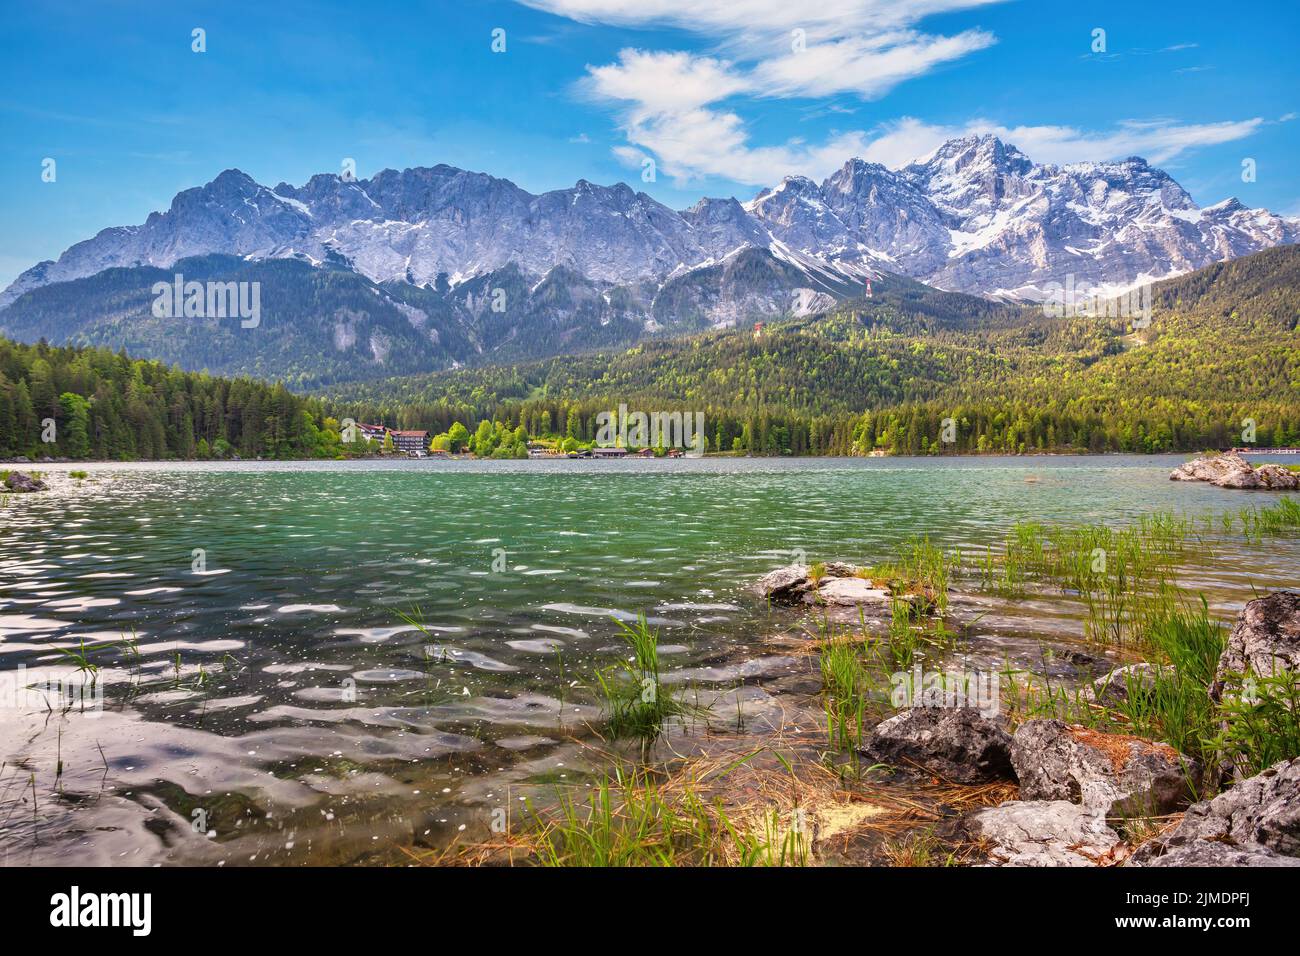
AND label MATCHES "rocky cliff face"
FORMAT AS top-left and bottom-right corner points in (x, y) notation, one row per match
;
(3, 134), (1296, 330)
